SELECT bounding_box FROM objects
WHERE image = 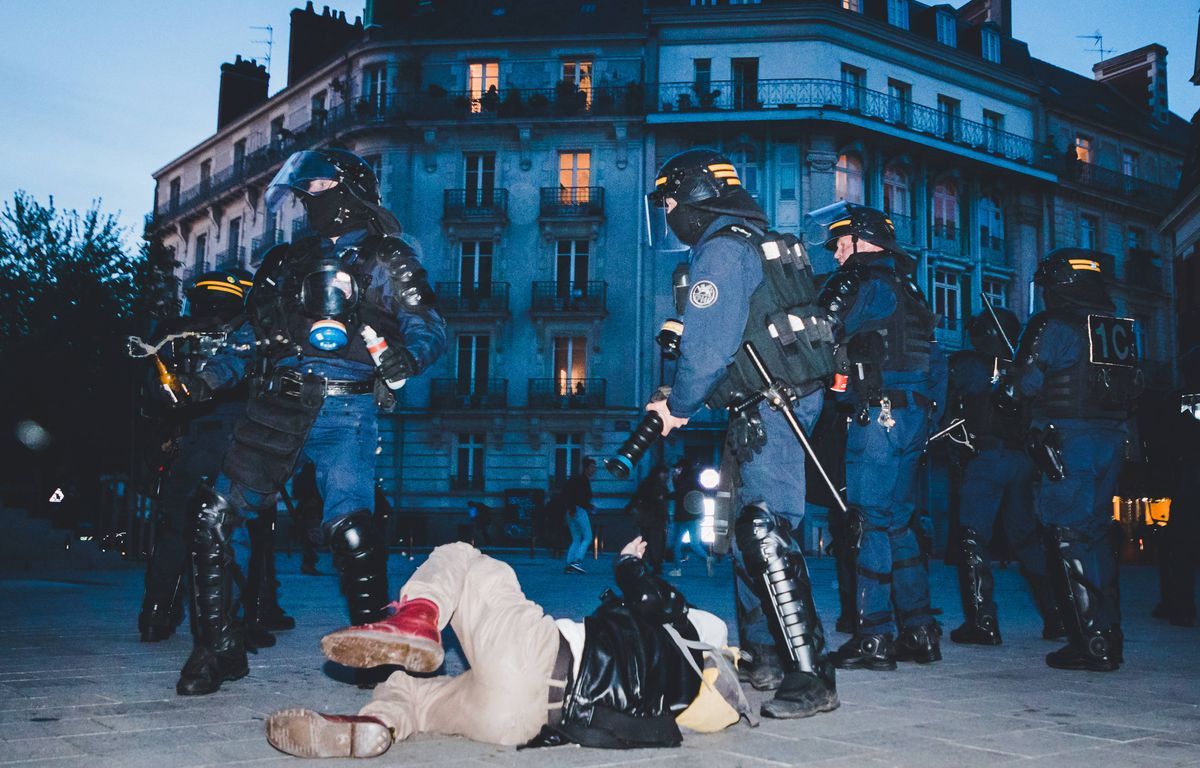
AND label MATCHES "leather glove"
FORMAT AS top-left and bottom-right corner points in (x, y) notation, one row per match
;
(377, 346), (418, 385)
(727, 407), (767, 464)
